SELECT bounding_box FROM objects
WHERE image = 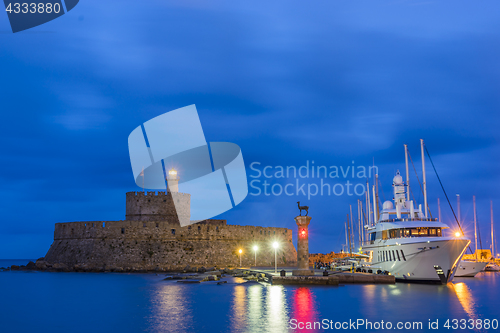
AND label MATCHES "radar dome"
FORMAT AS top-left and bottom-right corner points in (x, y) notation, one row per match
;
(393, 171), (403, 185)
(383, 201), (394, 210)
